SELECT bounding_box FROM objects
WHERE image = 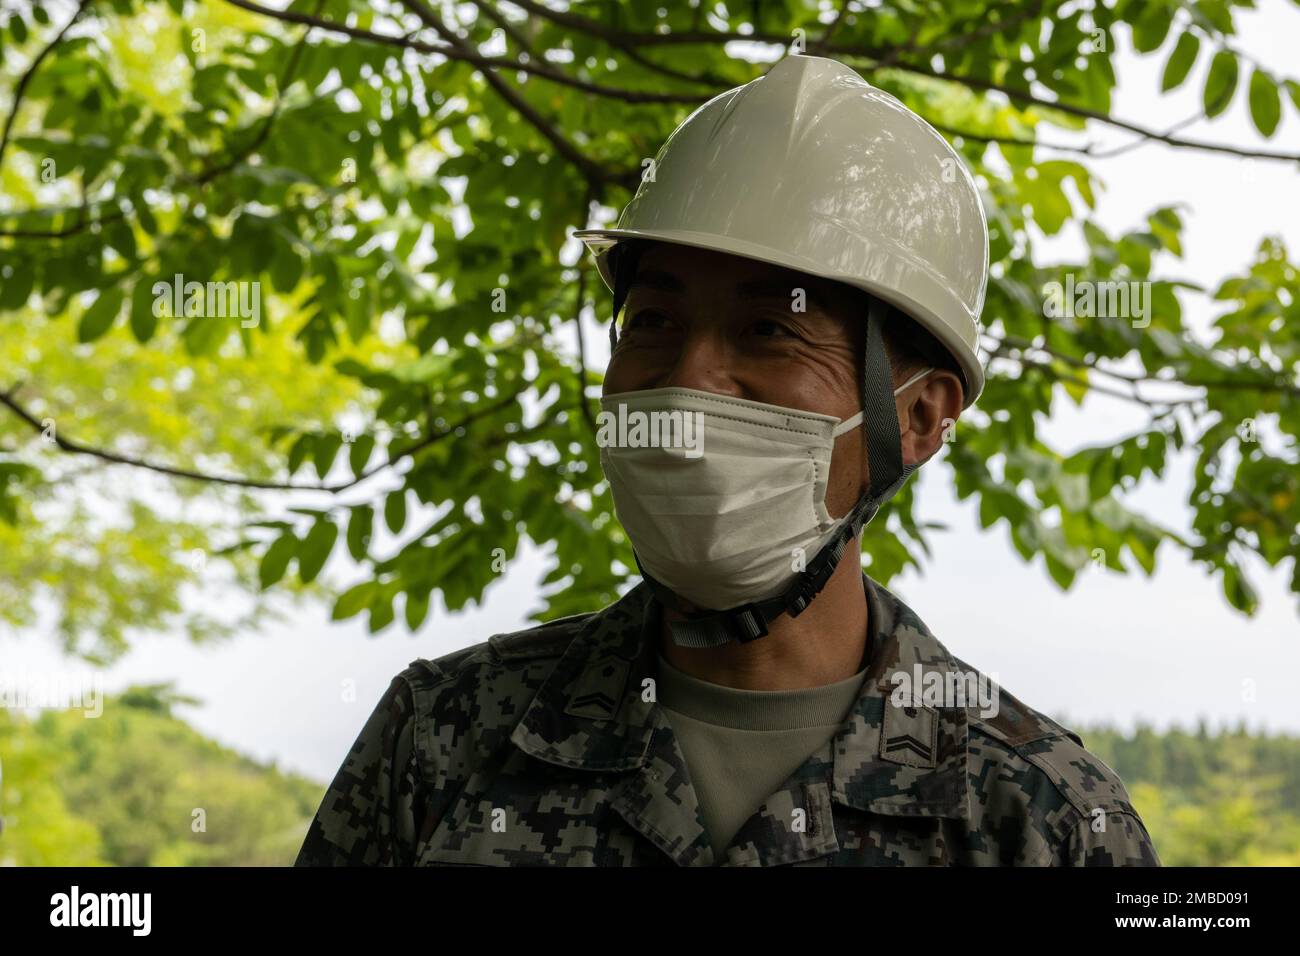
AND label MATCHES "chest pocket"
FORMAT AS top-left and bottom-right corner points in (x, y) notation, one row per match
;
(416, 814), (620, 867)
(414, 760), (634, 867)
